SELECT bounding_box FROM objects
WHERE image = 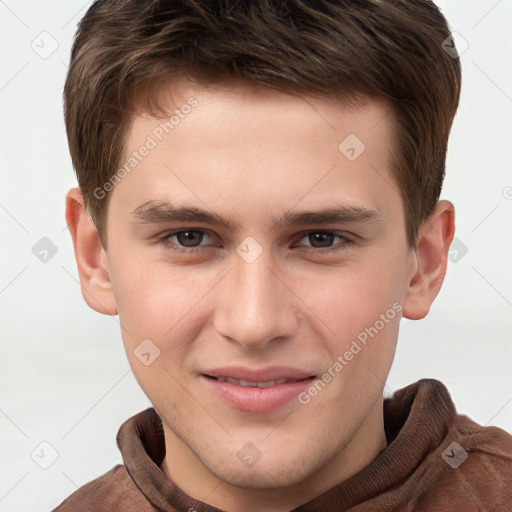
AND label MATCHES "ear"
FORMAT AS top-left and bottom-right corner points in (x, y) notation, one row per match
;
(402, 200), (455, 320)
(65, 187), (118, 315)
